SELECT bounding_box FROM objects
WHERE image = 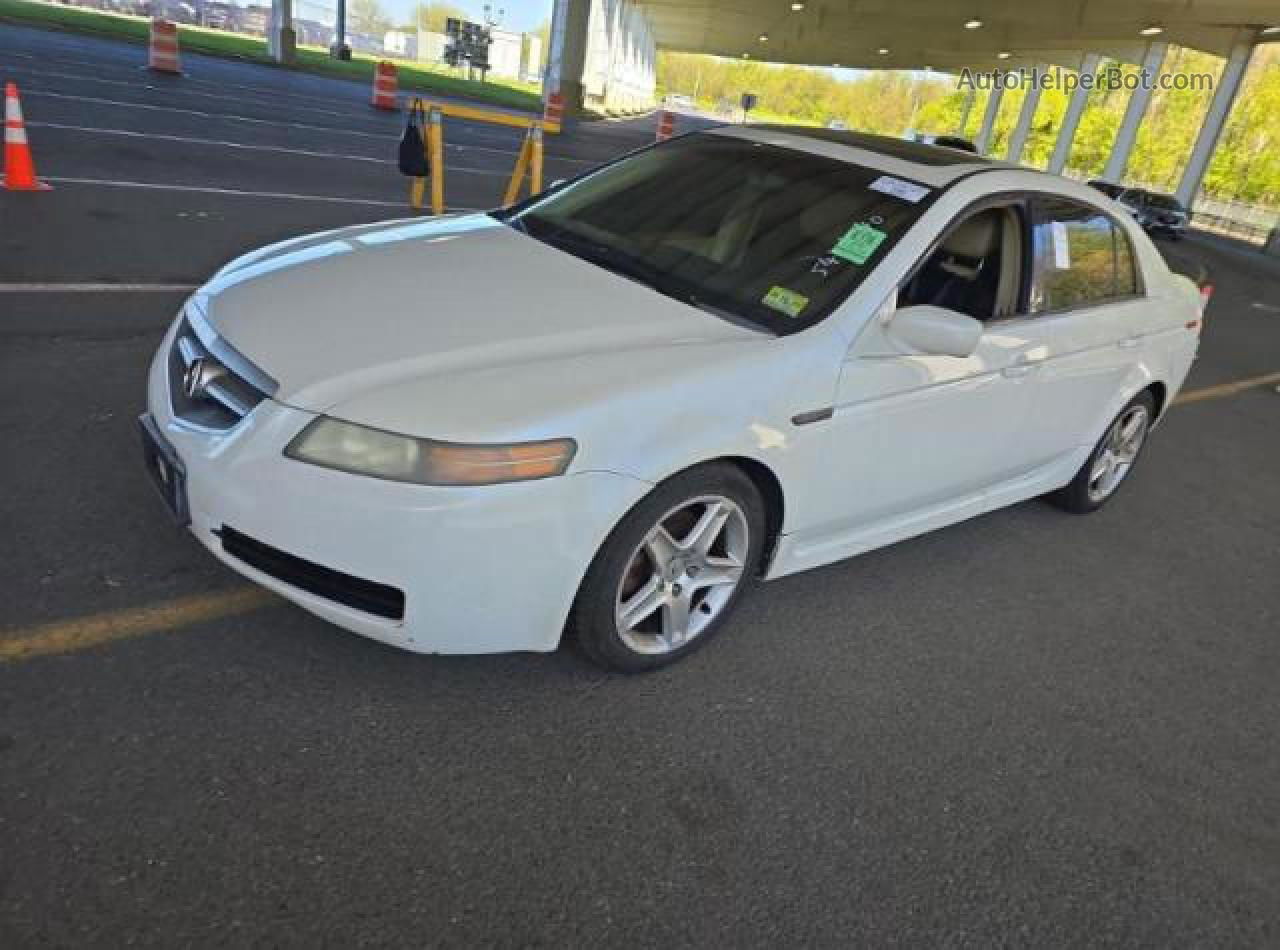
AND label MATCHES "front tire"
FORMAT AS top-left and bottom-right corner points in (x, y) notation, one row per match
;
(1048, 391), (1155, 514)
(570, 463), (766, 673)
